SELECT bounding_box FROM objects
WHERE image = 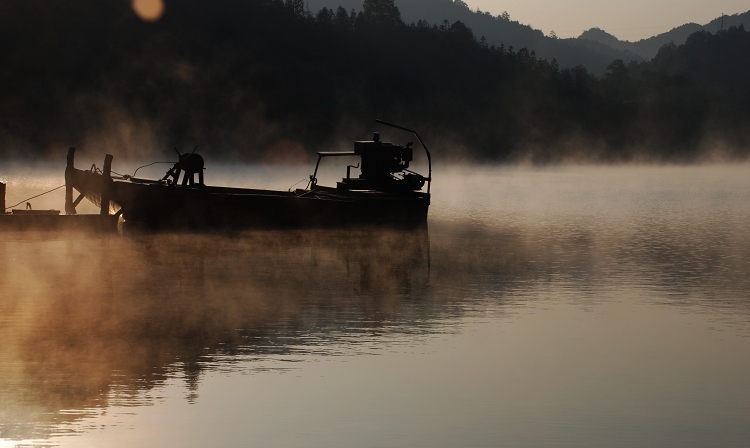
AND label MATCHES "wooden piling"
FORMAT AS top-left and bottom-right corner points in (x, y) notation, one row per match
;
(65, 147), (76, 215)
(1, 182), (5, 214)
(101, 154), (113, 216)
